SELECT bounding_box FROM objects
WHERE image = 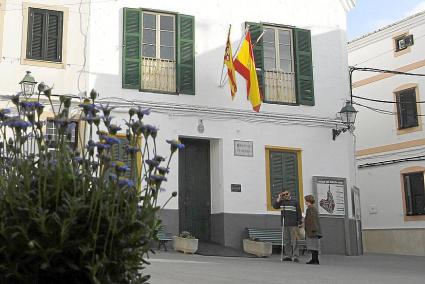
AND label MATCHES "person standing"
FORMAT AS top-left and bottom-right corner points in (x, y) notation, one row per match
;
(273, 190), (302, 262)
(304, 195), (322, 265)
